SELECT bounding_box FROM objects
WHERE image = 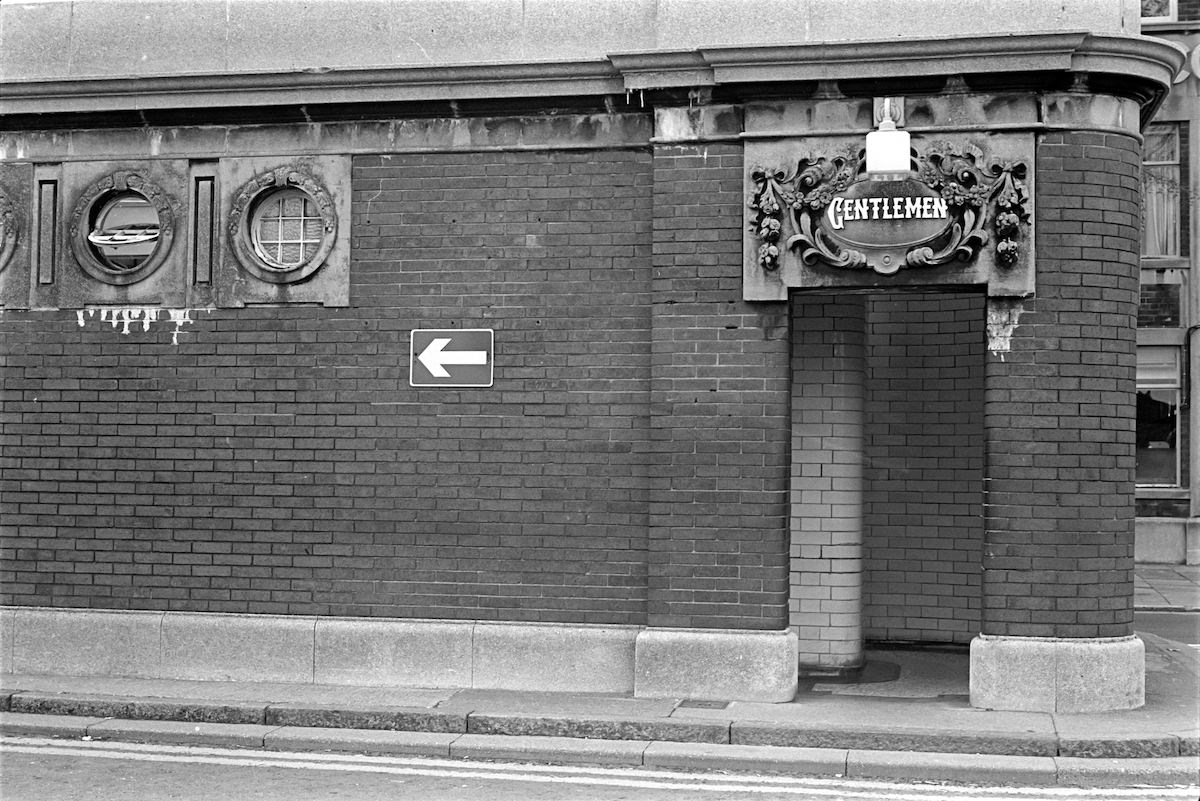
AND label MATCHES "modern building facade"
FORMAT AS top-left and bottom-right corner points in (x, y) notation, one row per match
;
(0, 0), (1191, 712)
